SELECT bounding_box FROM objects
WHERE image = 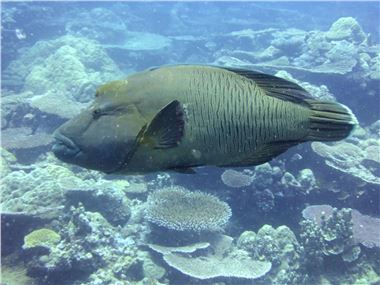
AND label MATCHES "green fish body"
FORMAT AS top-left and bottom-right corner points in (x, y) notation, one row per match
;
(53, 65), (357, 174)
